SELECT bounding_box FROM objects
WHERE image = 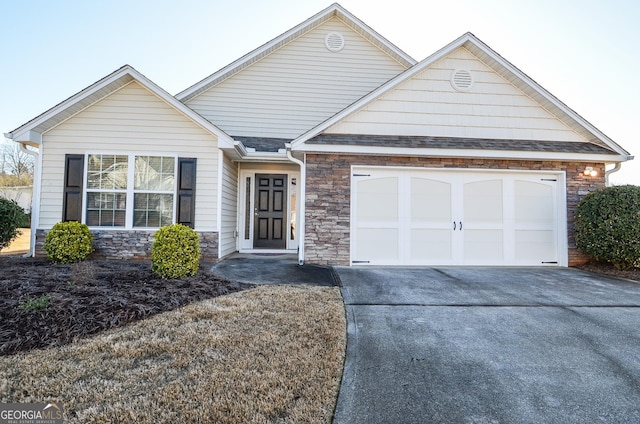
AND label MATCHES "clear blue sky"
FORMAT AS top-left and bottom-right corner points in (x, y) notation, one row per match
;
(2, 0), (638, 184)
